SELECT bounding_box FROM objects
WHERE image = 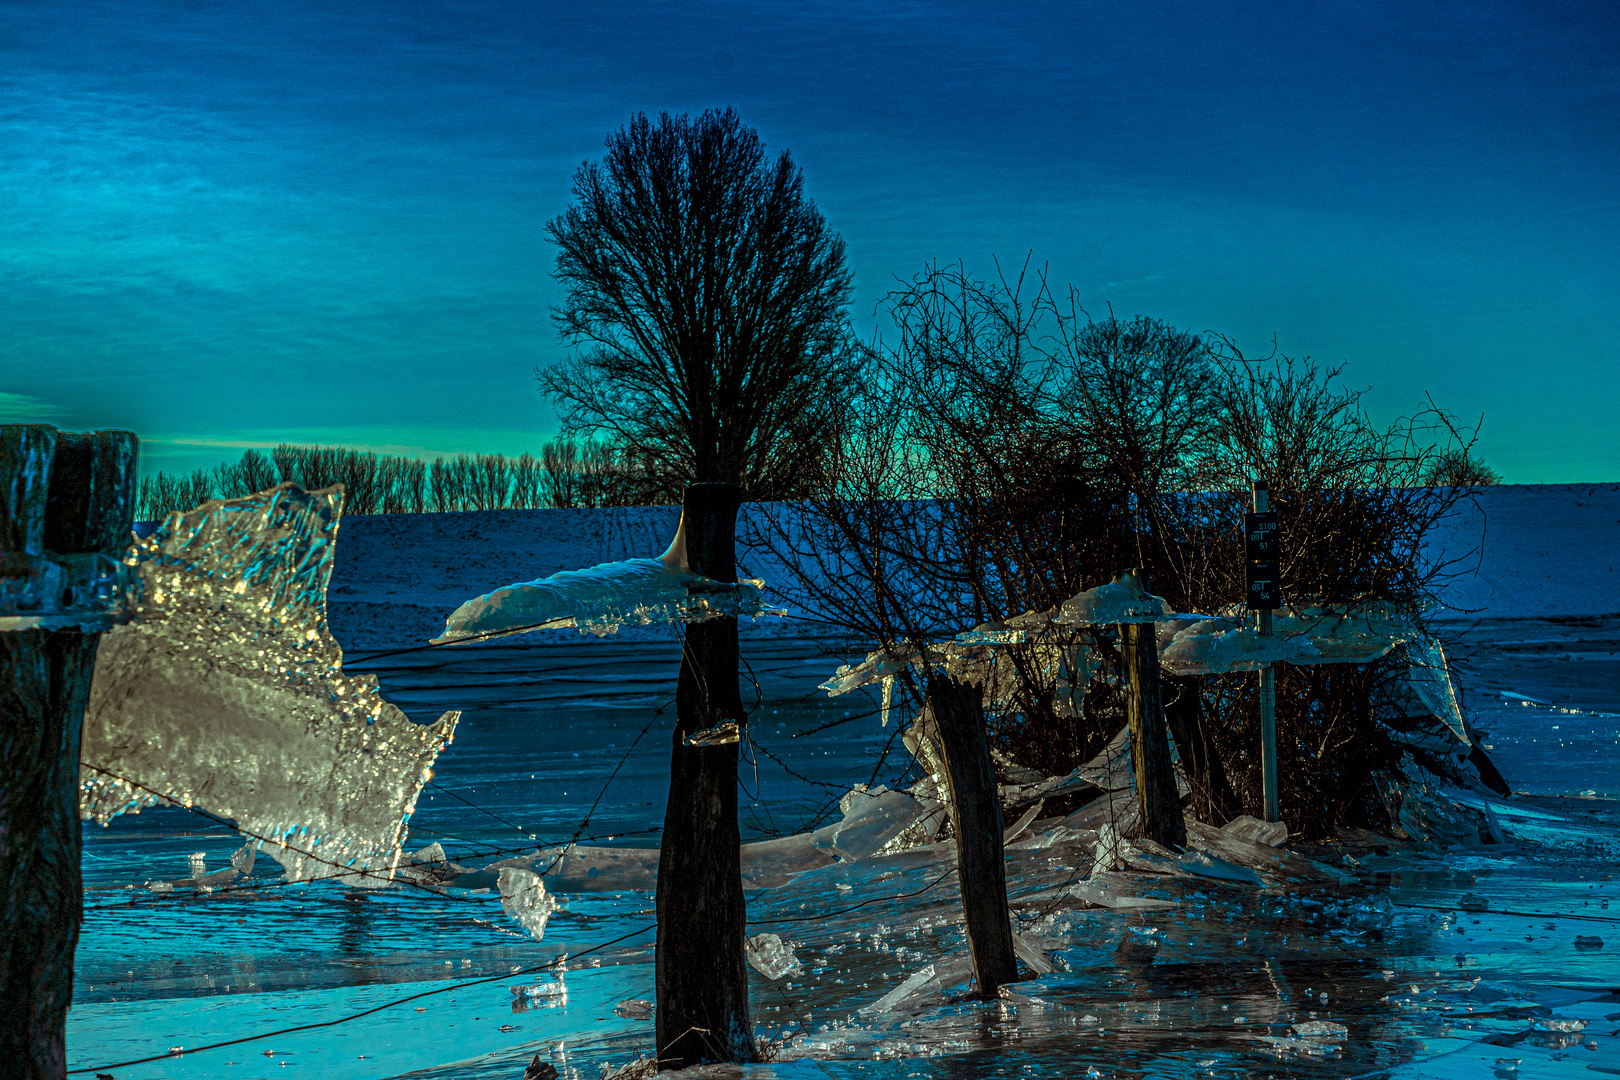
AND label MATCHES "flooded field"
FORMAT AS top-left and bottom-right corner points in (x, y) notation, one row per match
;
(69, 623), (1620, 1079)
